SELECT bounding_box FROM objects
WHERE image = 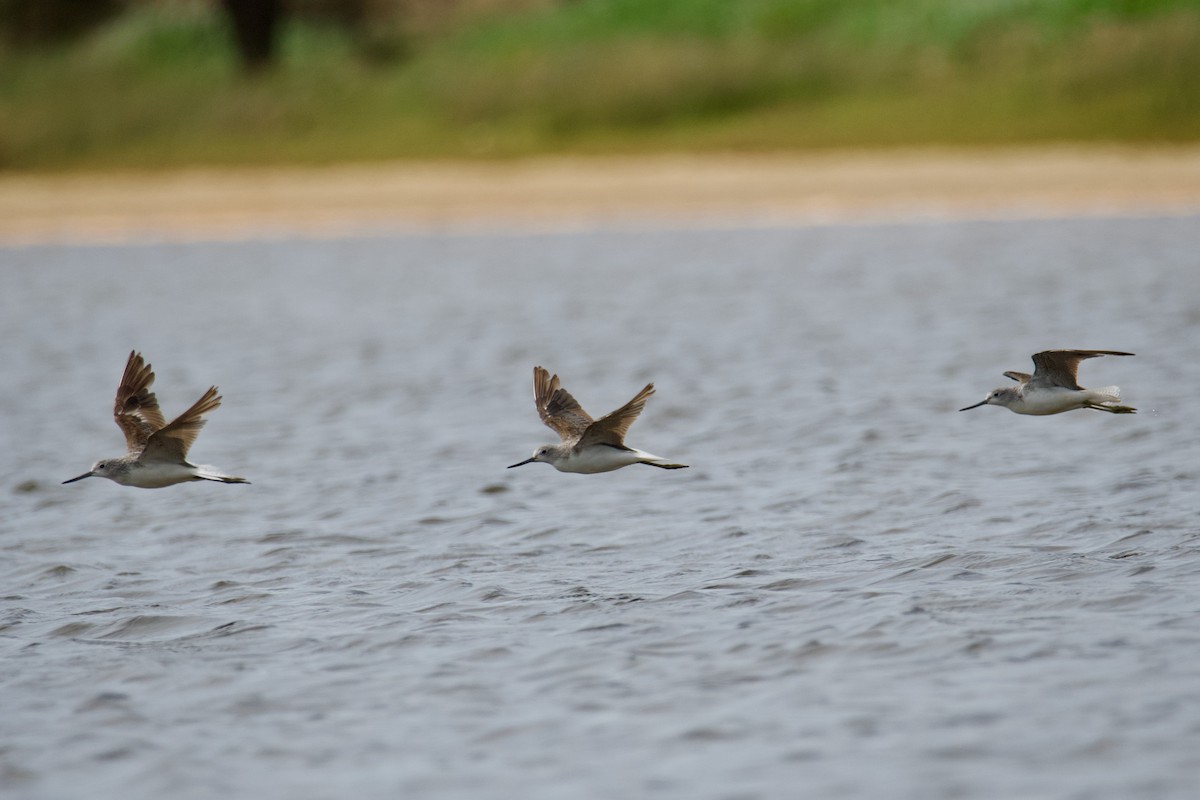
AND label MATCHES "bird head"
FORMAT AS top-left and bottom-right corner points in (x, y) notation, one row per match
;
(959, 387), (1019, 412)
(63, 459), (120, 484)
(508, 445), (556, 469)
